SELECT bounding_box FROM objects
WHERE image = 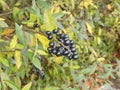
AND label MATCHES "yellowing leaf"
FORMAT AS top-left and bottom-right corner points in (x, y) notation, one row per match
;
(29, 34), (35, 47)
(15, 51), (22, 69)
(79, 0), (93, 9)
(1, 29), (14, 37)
(44, 9), (56, 31)
(97, 57), (105, 62)
(85, 22), (92, 34)
(36, 34), (49, 51)
(0, 18), (5, 21)
(97, 37), (101, 45)
(21, 82), (32, 90)
(10, 35), (17, 49)
(54, 56), (63, 64)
